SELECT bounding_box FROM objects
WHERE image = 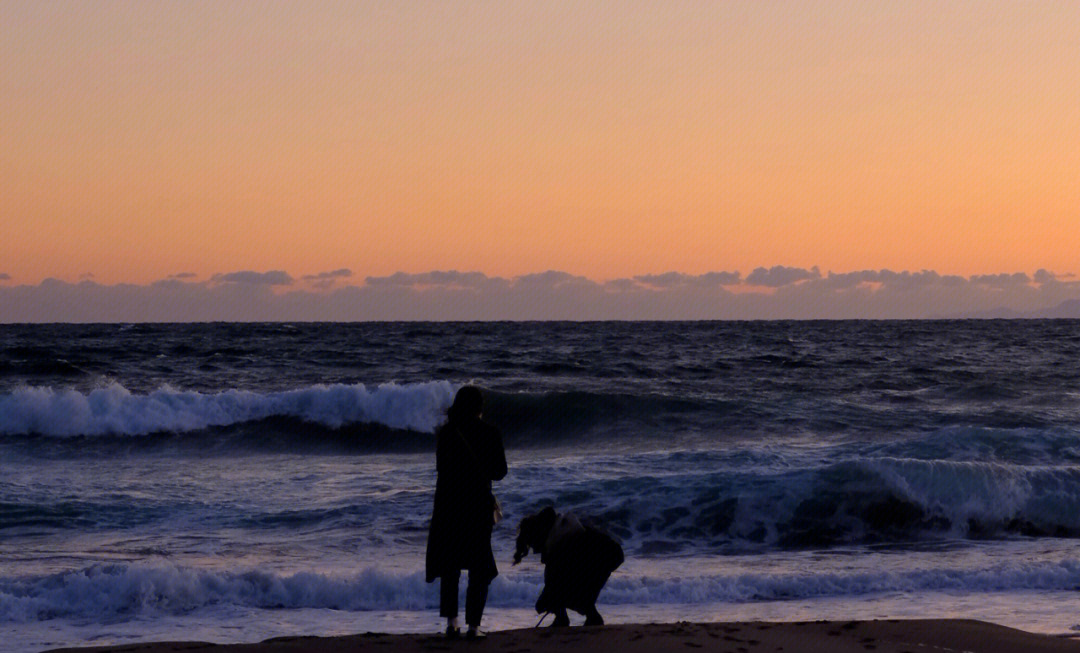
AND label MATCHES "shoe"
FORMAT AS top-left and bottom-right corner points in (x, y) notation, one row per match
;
(445, 626), (461, 640)
(465, 628), (487, 640)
